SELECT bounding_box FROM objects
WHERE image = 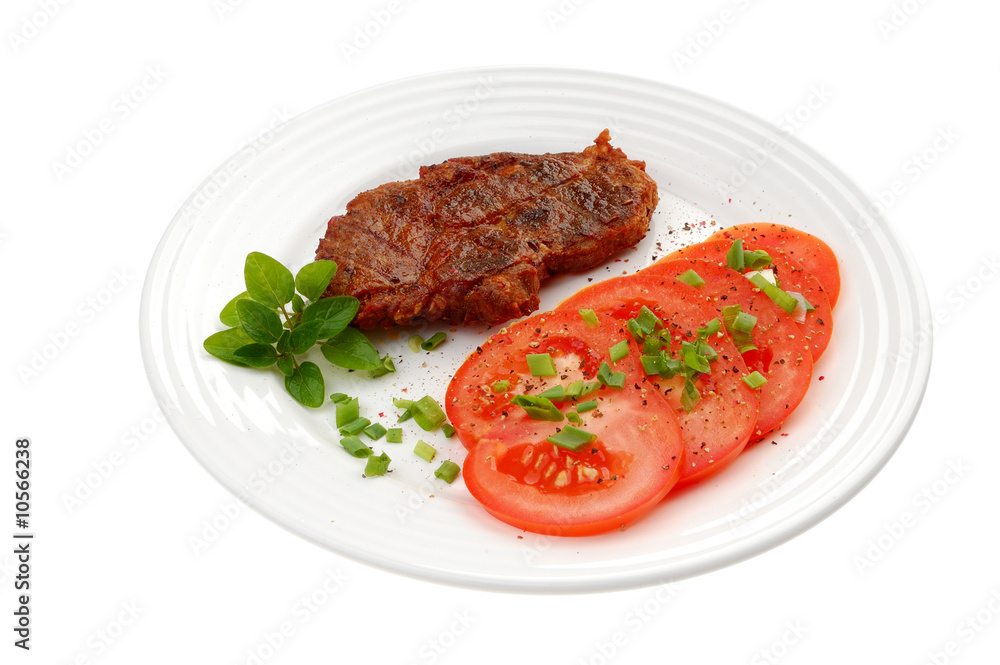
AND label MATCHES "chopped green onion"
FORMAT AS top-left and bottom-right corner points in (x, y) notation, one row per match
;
(413, 440), (437, 462)
(575, 400), (598, 413)
(329, 392), (351, 404)
(732, 311), (758, 334)
(491, 379), (511, 394)
(742, 371), (768, 389)
(786, 291), (814, 324)
(397, 408), (413, 423)
(680, 378), (701, 413)
(636, 306), (662, 335)
(681, 344), (711, 374)
(609, 339), (629, 363)
(748, 272), (798, 314)
(797, 292), (816, 312)
(660, 355), (683, 379)
(579, 381), (602, 398)
(723, 305), (758, 353)
(566, 412), (582, 425)
(364, 452), (391, 477)
(626, 318), (645, 343)
(640, 354), (665, 376)
(339, 416), (371, 436)
(421, 332), (447, 351)
(385, 428), (403, 443)
(363, 423), (387, 440)
(676, 268), (706, 288)
(698, 318), (722, 338)
(743, 249), (773, 270)
(538, 384), (566, 401)
(747, 268), (778, 286)
(726, 239), (745, 272)
(393, 397), (414, 409)
(579, 309), (600, 327)
(643, 334), (663, 355)
(510, 395), (564, 421)
(546, 425), (597, 451)
(697, 340), (719, 363)
(526, 353), (557, 377)
(340, 435), (373, 458)
(441, 423), (456, 438)
(411, 395), (446, 431)
(370, 354), (396, 378)
(596, 361), (625, 389)
(565, 380), (584, 399)
(408, 335), (424, 353)
(335, 397), (360, 428)
(434, 460), (461, 484)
